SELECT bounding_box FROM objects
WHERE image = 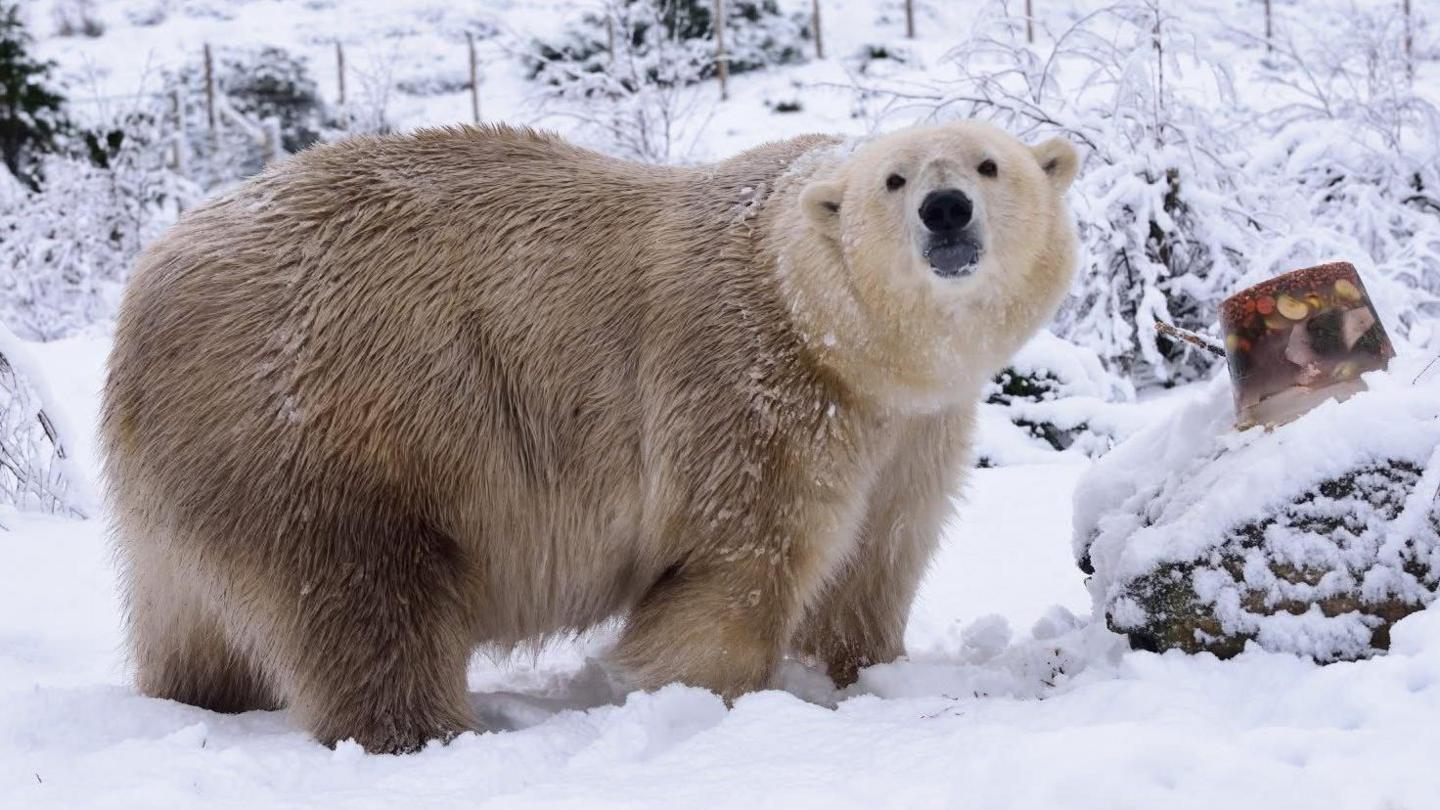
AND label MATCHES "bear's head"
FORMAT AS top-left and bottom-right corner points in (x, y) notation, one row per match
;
(784, 121), (1080, 411)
